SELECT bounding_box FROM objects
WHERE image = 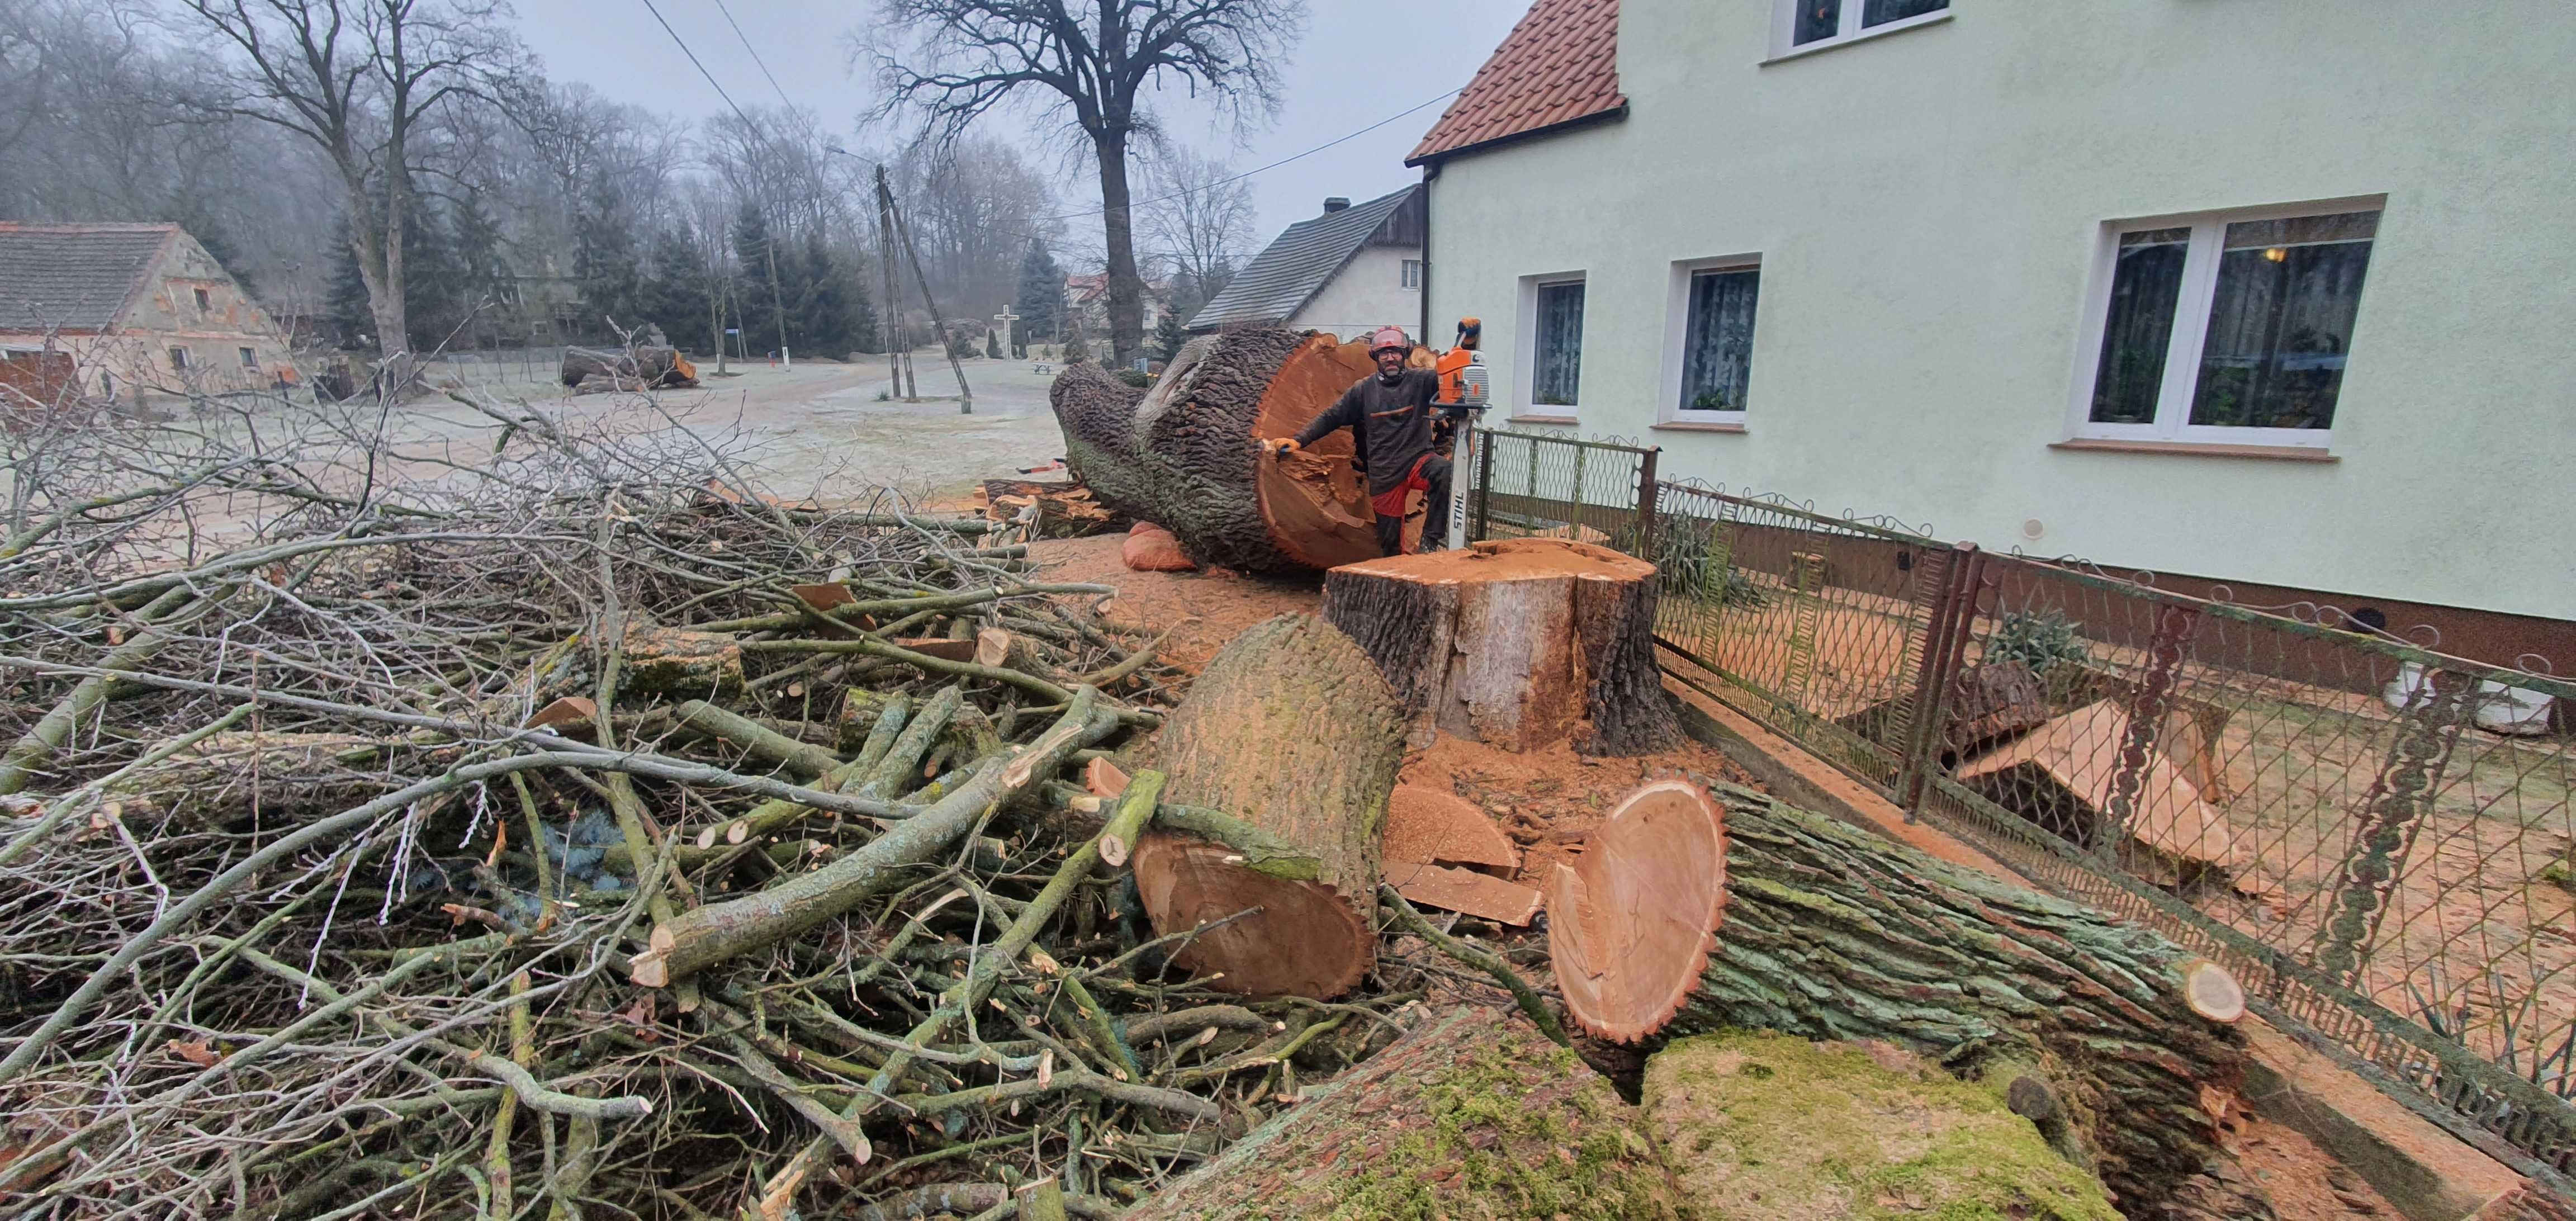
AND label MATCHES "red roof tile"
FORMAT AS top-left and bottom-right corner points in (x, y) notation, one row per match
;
(1408, 0), (1625, 166)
